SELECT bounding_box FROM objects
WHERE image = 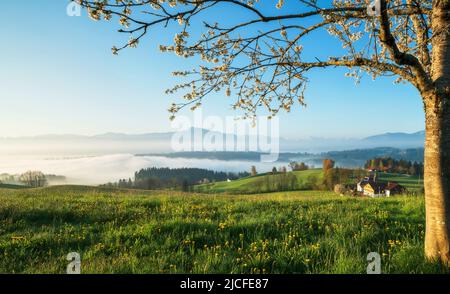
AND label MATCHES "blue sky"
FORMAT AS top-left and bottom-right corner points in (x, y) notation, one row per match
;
(0, 1), (425, 139)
